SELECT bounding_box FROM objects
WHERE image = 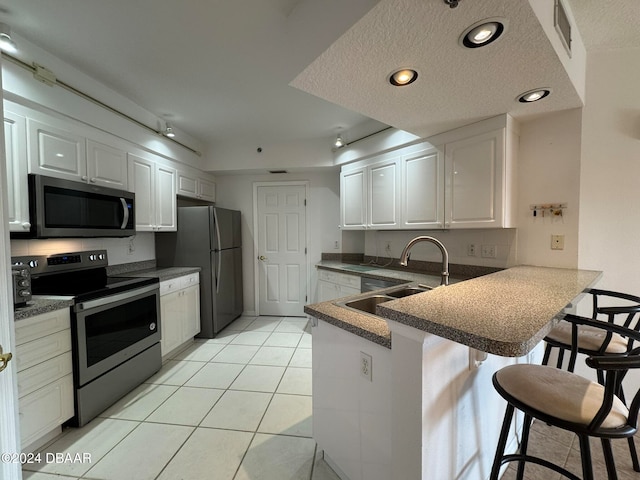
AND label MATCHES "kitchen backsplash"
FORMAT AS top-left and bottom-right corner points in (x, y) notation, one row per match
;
(10, 232), (155, 265)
